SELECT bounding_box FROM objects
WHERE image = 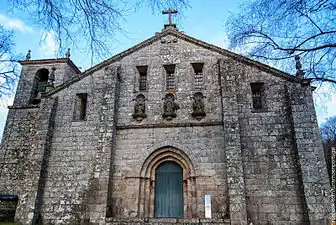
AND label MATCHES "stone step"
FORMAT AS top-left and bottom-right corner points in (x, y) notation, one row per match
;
(106, 218), (231, 225)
